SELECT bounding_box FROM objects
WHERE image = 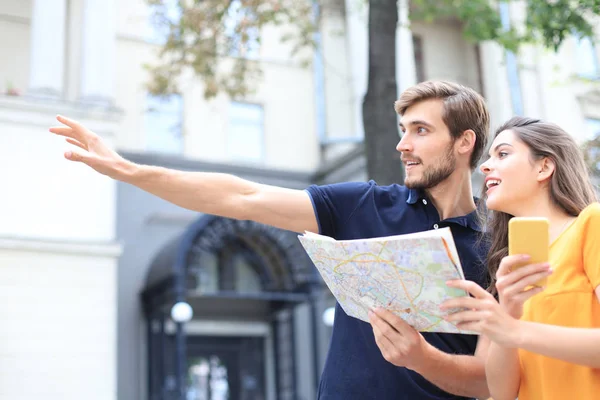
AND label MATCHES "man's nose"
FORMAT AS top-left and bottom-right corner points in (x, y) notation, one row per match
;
(396, 134), (412, 153)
